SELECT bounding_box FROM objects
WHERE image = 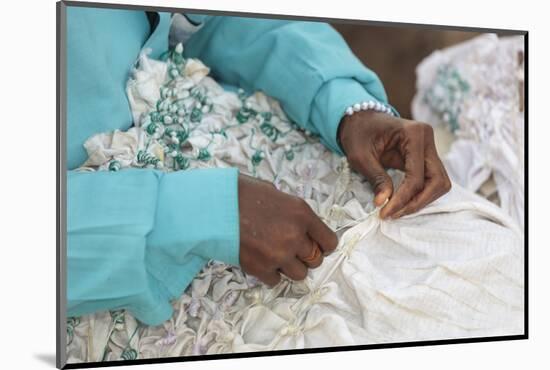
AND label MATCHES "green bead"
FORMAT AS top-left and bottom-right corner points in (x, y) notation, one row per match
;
(285, 150), (295, 161)
(146, 123), (159, 135)
(172, 53), (185, 65)
(137, 150), (160, 167)
(237, 88), (247, 100)
(108, 160), (121, 171)
(169, 68), (180, 78)
(163, 115), (173, 124)
(251, 150), (264, 166)
(261, 111), (273, 121)
(150, 111), (161, 122)
(260, 122), (279, 141)
(197, 148), (211, 161)
(121, 348), (138, 361)
(190, 107), (203, 123)
(174, 154), (189, 170)
(236, 109), (250, 124)
(177, 128), (189, 143)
